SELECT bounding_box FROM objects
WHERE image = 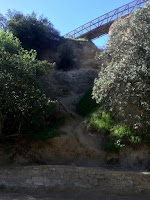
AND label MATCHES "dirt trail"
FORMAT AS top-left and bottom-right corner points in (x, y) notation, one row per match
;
(59, 116), (102, 153)
(0, 191), (150, 200)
